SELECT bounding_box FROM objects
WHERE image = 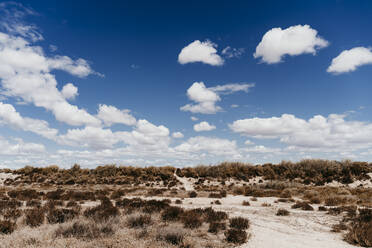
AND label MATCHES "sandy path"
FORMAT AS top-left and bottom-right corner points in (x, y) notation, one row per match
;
(176, 195), (356, 248)
(174, 173), (195, 191)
